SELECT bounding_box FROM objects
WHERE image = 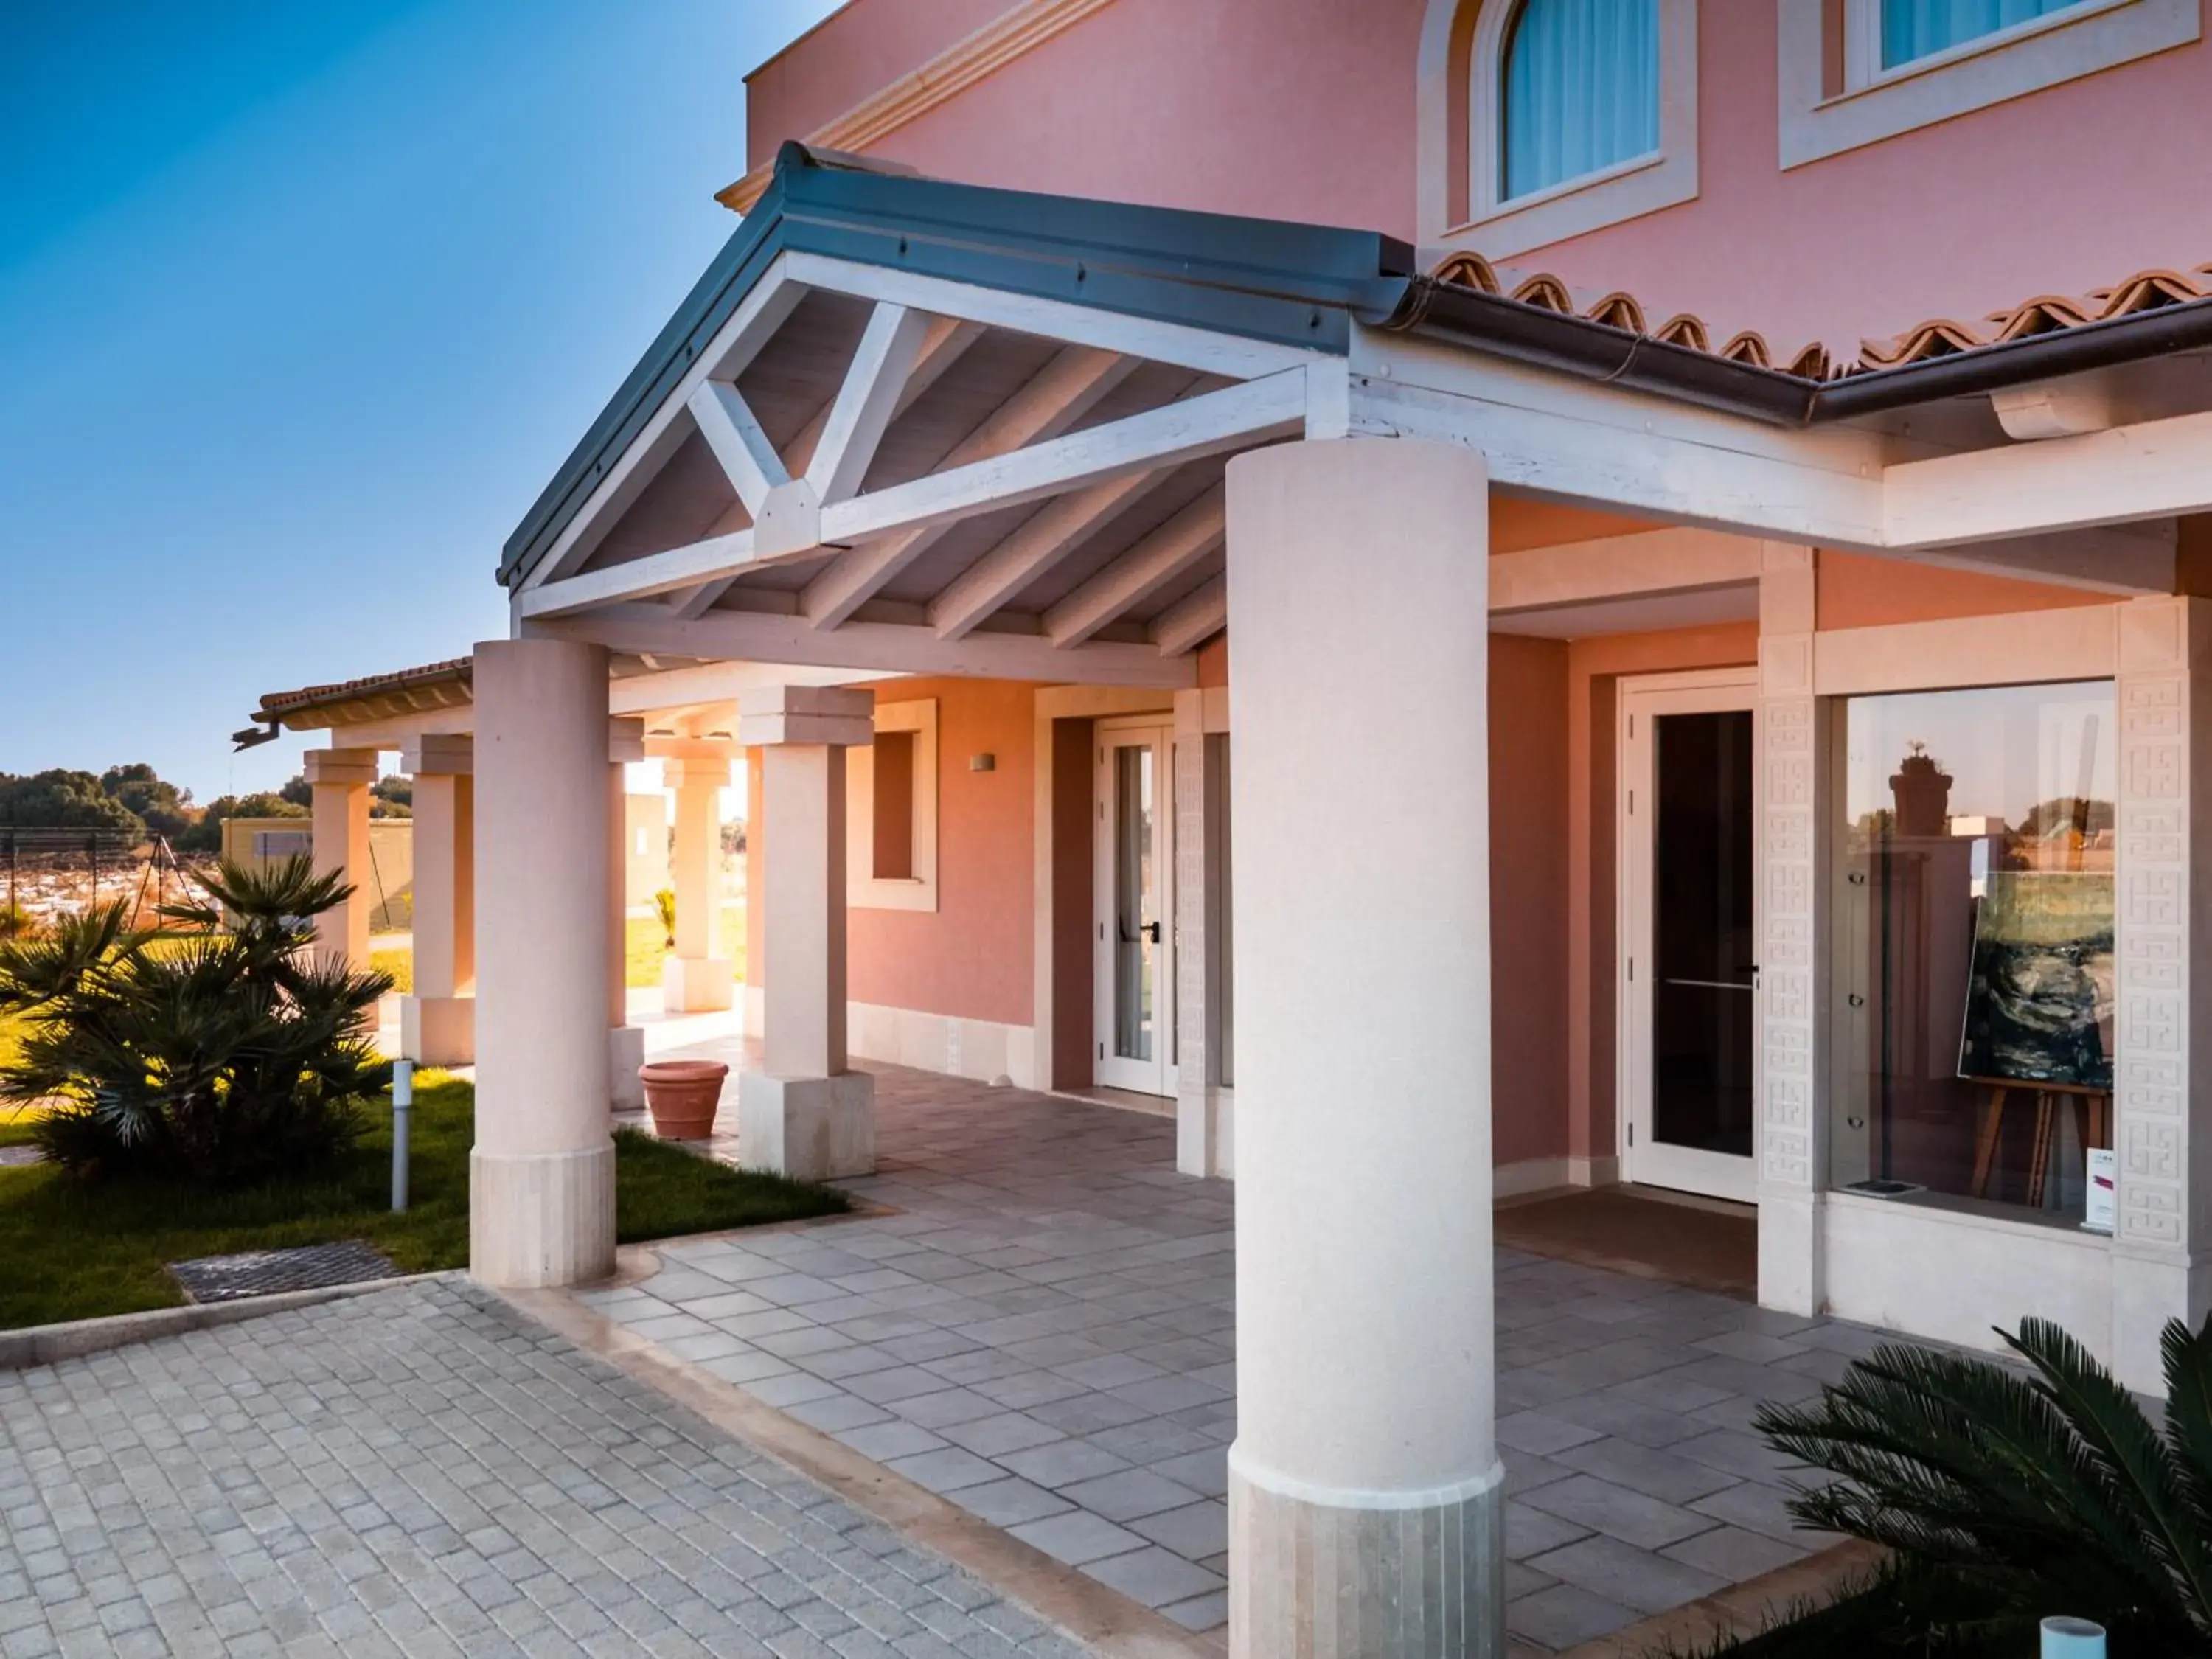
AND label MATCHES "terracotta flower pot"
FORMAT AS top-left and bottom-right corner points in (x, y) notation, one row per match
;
(638, 1060), (728, 1140)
